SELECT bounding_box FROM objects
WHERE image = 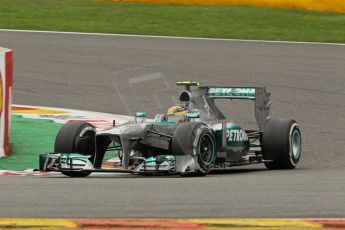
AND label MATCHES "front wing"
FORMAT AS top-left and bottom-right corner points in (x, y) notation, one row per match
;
(39, 153), (200, 175)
